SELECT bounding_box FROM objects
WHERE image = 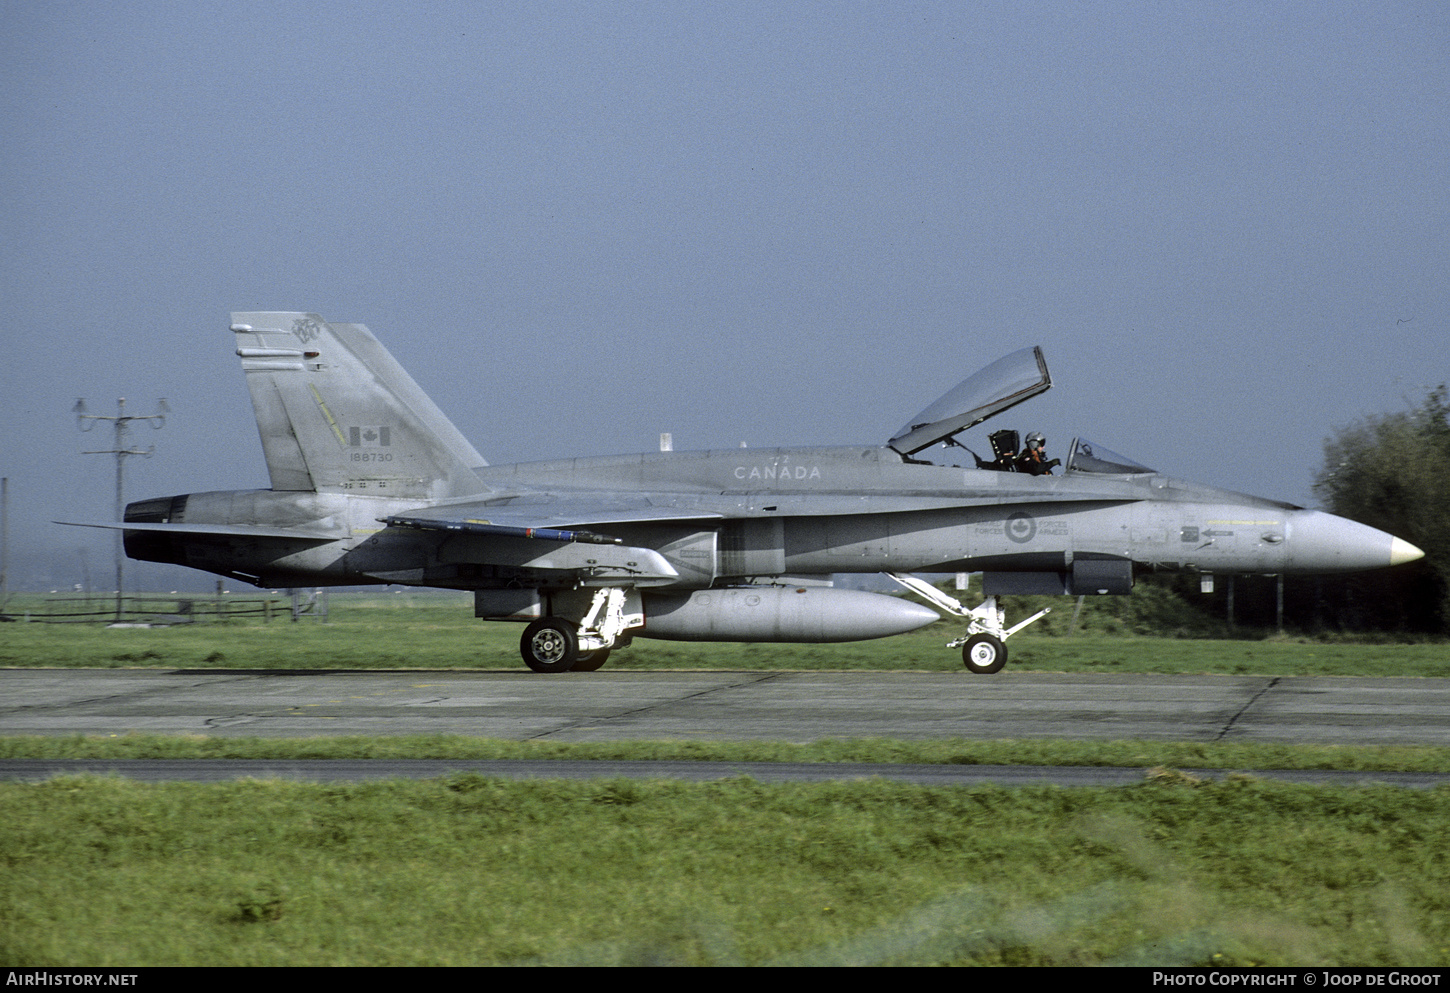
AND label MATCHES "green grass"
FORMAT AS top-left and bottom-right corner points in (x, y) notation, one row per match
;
(3, 591), (1447, 675)
(3, 773), (1448, 966)
(5, 733), (1450, 774)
